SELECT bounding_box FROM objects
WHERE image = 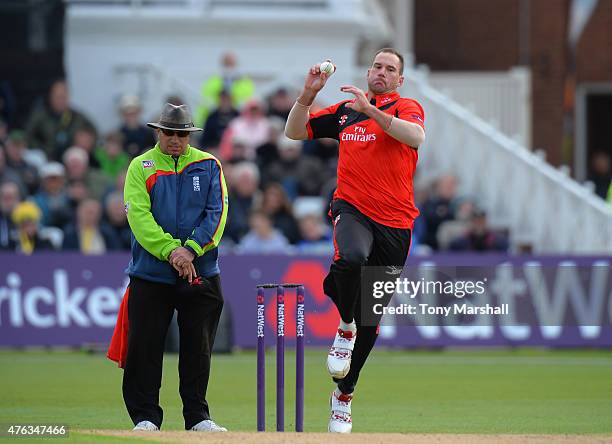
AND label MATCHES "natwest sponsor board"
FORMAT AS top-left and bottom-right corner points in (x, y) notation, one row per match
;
(1, 270), (126, 328)
(0, 254), (129, 346)
(0, 253), (611, 347)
